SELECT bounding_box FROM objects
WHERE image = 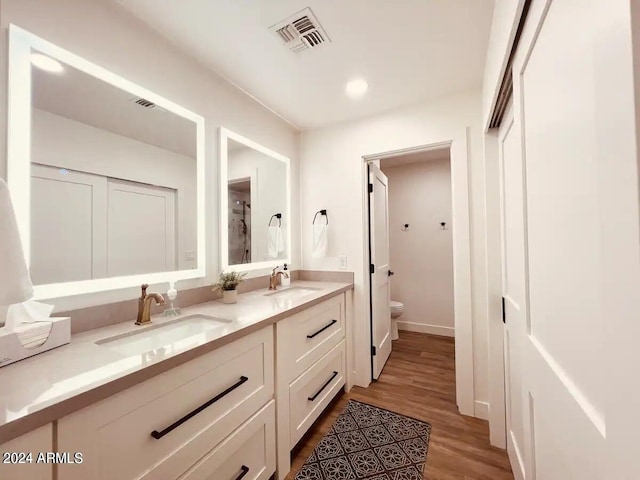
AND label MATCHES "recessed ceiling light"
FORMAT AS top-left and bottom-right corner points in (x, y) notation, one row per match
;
(345, 78), (368, 98)
(30, 53), (64, 74)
